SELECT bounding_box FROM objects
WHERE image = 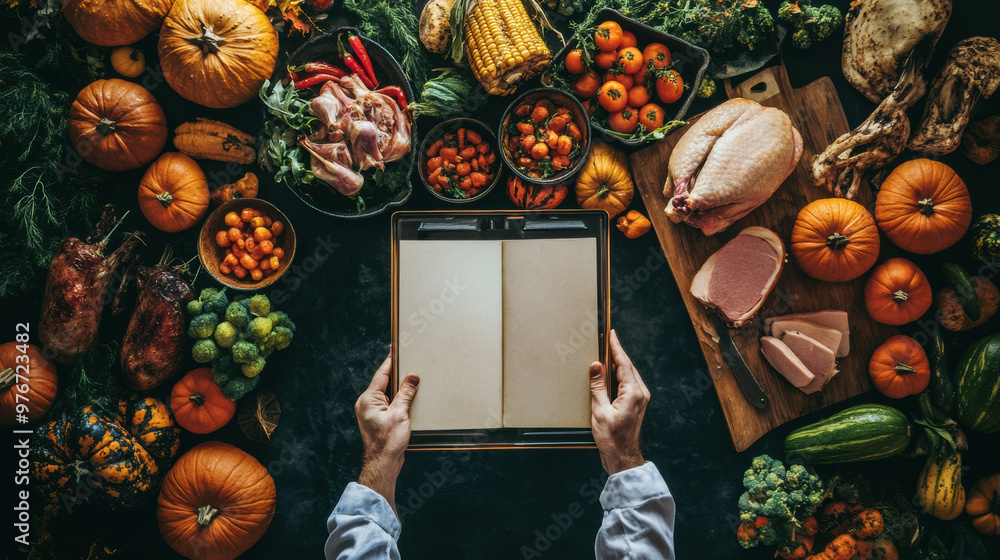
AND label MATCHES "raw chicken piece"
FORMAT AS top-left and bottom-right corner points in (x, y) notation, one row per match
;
(780, 331), (837, 391)
(379, 92), (412, 163)
(767, 319), (845, 358)
(311, 82), (350, 142)
(764, 310), (850, 357)
(760, 337), (816, 388)
(302, 141), (364, 197)
(664, 98), (803, 236)
(299, 136), (353, 168)
(348, 118), (385, 171)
